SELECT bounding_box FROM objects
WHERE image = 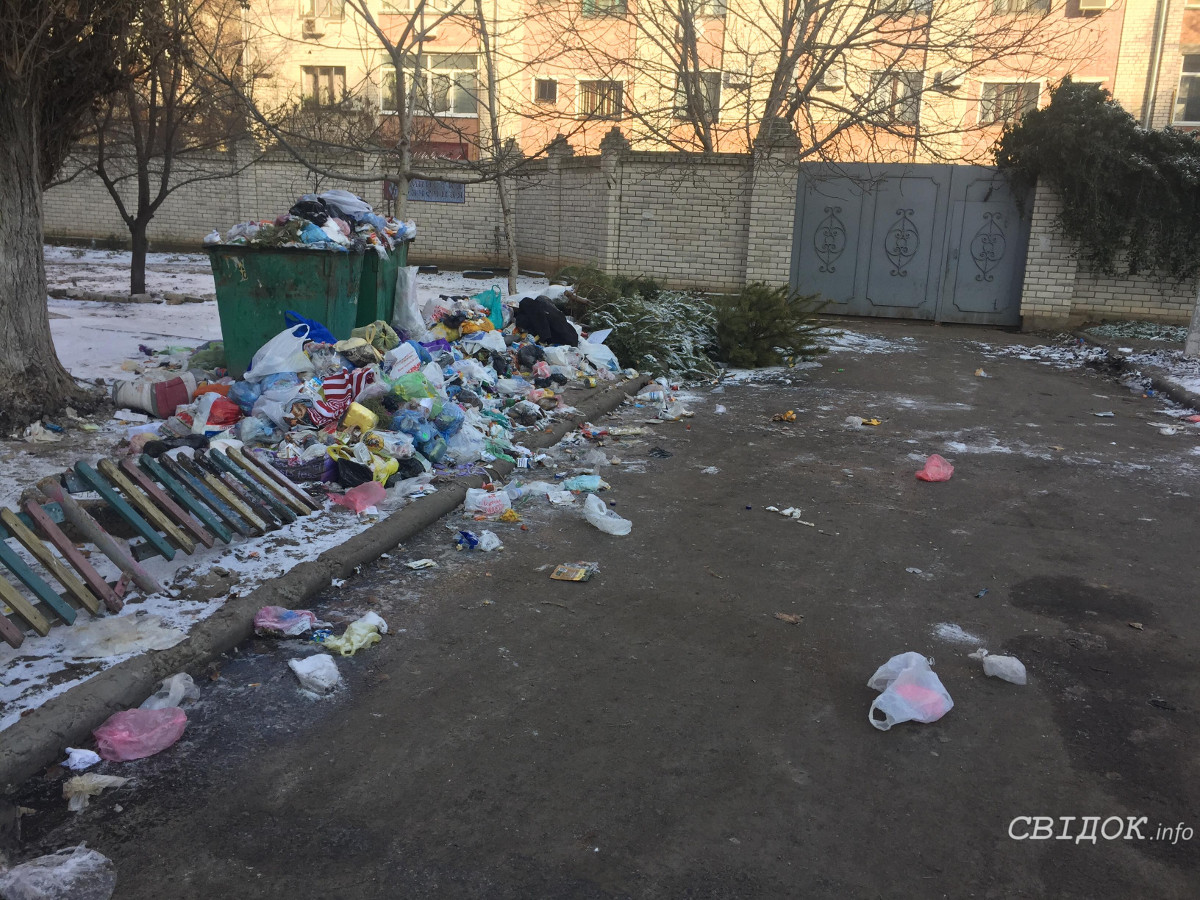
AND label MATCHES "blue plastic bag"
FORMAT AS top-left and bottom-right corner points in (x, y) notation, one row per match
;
(284, 311), (337, 345)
